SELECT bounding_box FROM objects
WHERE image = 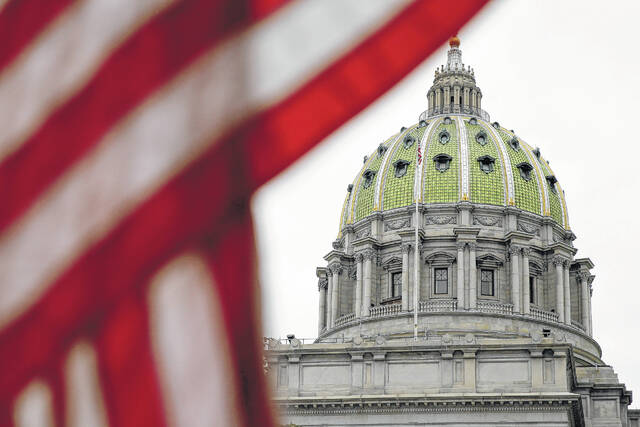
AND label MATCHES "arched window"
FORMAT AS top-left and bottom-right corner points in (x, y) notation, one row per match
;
(403, 135), (415, 148)
(477, 155), (495, 173)
(475, 131), (487, 145)
(377, 144), (387, 157)
(433, 154), (452, 172)
(393, 160), (410, 178)
(509, 137), (520, 151)
(362, 170), (376, 188)
(517, 162), (533, 181)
